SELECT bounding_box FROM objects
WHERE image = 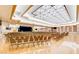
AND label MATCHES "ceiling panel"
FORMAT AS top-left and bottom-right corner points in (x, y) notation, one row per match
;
(12, 5), (77, 27)
(23, 5), (74, 24)
(13, 5), (30, 17)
